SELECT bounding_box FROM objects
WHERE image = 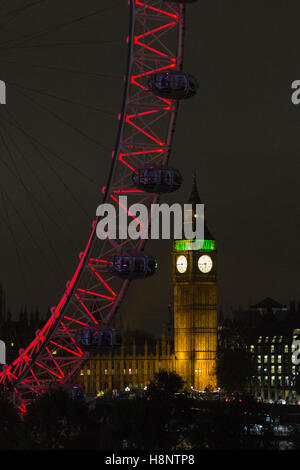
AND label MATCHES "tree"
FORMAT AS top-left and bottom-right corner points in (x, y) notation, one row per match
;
(146, 370), (184, 400)
(99, 371), (191, 450)
(25, 389), (98, 449)
(0, 391), (29, 449)
(186, 403), (245, 449)
(216, 347), (256, 394)
(294, 373), (300, 396)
